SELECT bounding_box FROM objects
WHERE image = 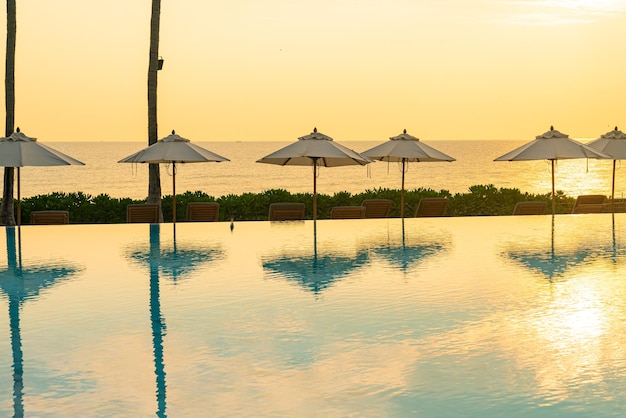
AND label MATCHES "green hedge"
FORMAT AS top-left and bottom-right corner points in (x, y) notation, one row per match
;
(3, 185), (573, 224)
